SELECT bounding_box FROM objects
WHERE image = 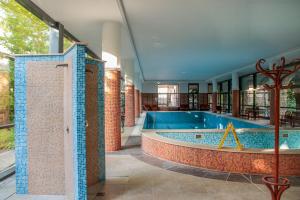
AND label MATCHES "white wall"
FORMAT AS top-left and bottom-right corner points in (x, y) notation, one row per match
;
(142, 81), (208, 93)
